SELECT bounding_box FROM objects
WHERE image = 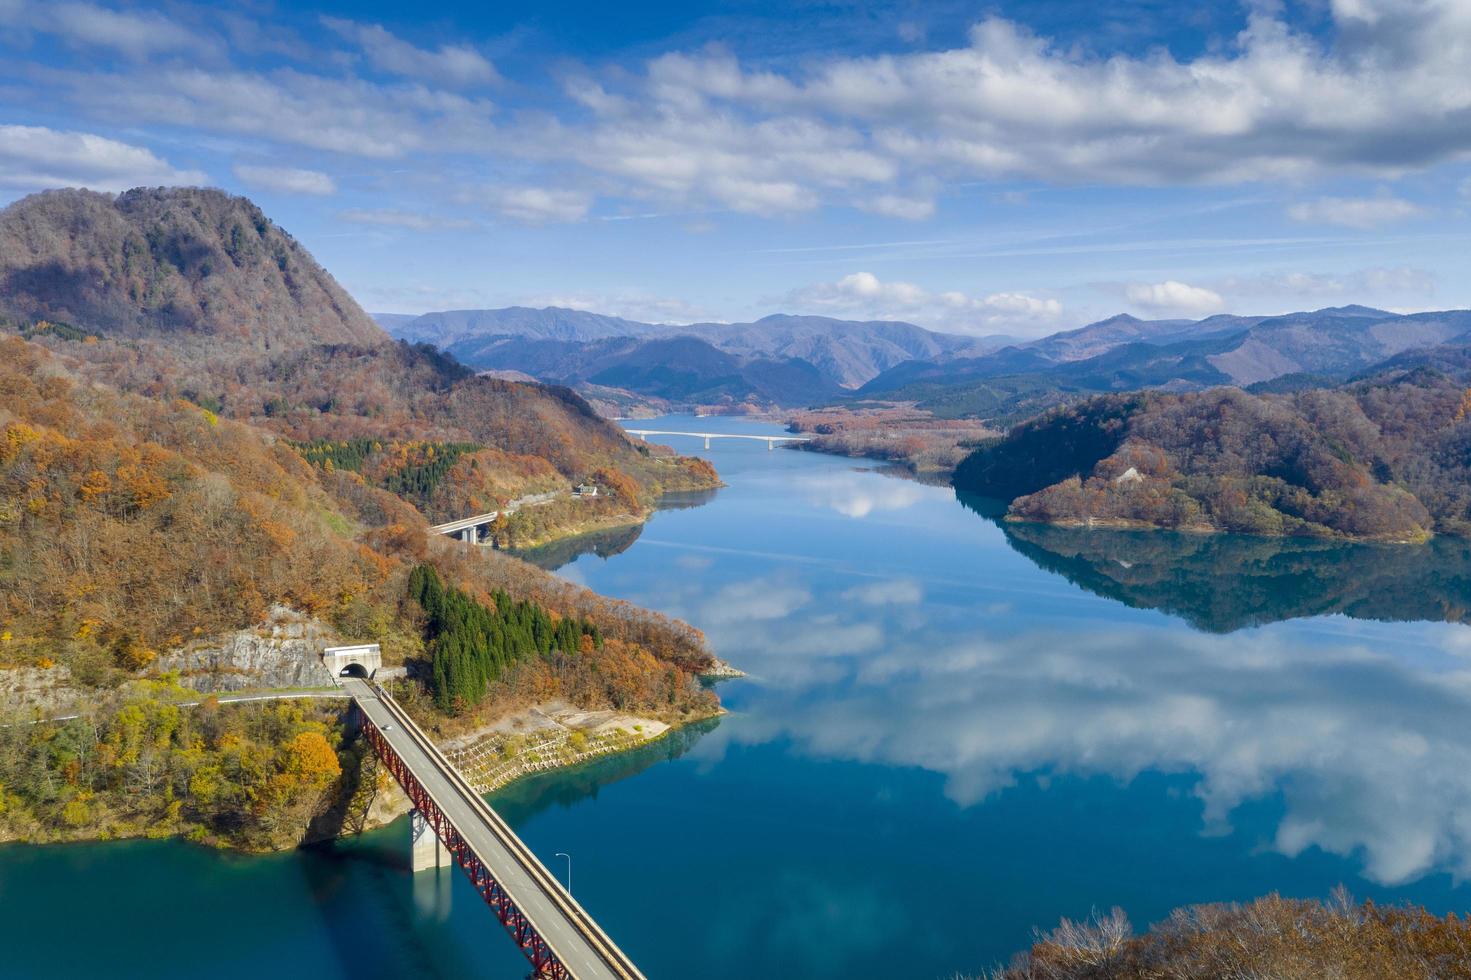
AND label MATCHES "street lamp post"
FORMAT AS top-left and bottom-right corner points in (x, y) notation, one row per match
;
(555, 852), (572, 895)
